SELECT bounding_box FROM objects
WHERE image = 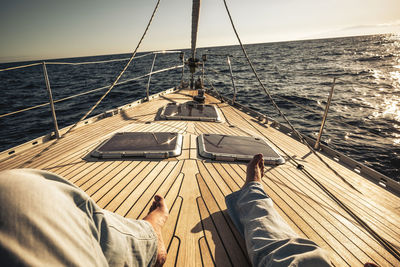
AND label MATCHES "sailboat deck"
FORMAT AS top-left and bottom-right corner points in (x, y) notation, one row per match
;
(1, 89), (400, 266)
